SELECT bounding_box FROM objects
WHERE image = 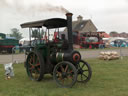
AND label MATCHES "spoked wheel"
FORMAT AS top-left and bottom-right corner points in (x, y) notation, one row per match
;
(77, 60), (92, 83)
(26, 51), (44, 81)
(53, 61), (77, 88)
